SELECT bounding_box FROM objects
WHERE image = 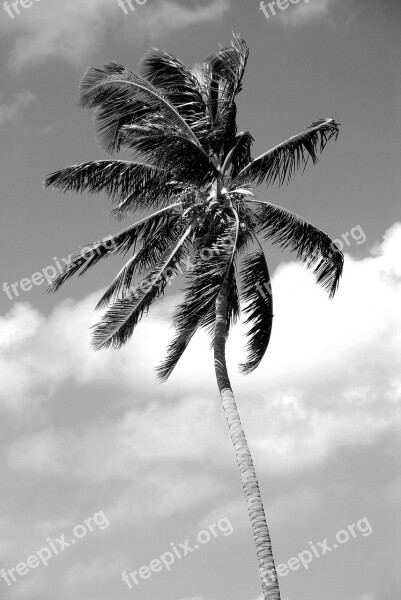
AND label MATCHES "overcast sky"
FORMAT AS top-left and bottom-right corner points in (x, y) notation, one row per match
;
(0, 1), (400, 600)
